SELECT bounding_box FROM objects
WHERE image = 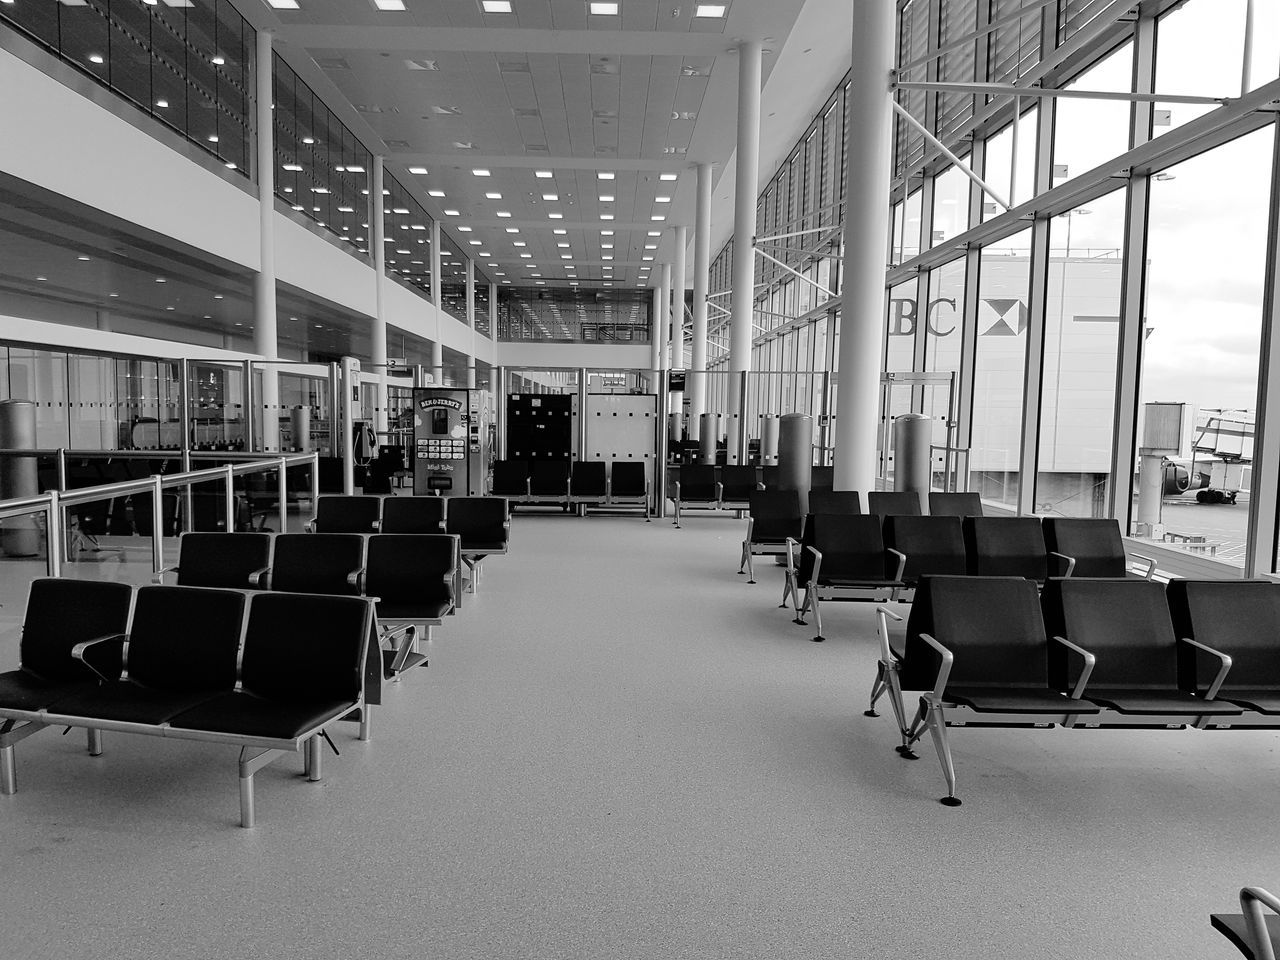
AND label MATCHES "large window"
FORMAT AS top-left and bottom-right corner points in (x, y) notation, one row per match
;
(1052, 42), (1133, 185)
